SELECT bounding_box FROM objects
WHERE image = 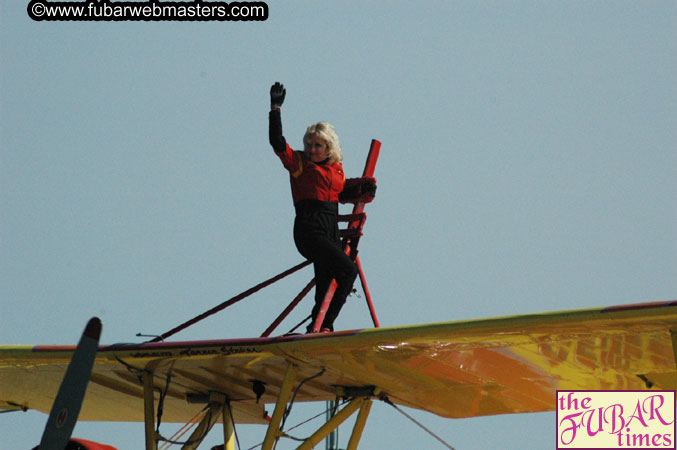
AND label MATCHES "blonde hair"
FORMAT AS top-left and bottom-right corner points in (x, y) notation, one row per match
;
(303, 122), (342, 163)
